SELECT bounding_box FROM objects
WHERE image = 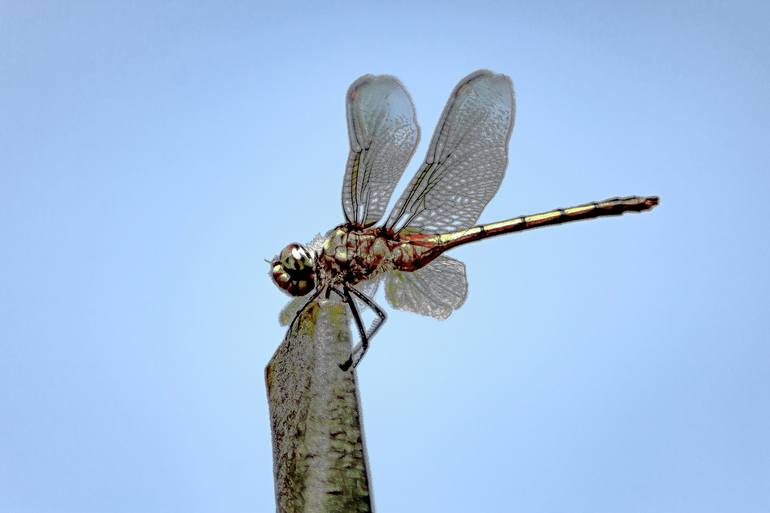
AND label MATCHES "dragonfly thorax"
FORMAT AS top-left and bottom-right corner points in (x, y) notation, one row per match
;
(318, 226), (395, 286)
(270, 243), (316, 296)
